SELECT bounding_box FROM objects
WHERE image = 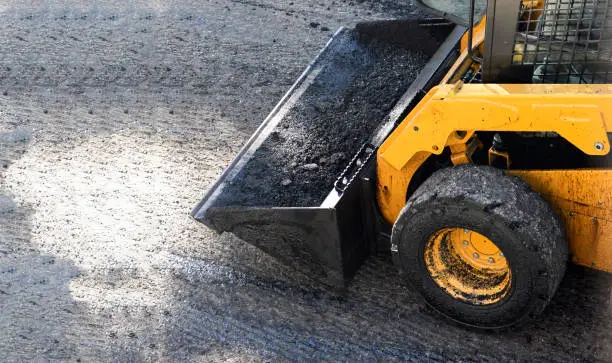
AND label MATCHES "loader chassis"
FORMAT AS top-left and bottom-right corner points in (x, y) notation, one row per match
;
(380, 0), (611, 328)
(379, 0), (612, 274)
(377, 83), (612, 273)
(377, 83), (612, 255)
